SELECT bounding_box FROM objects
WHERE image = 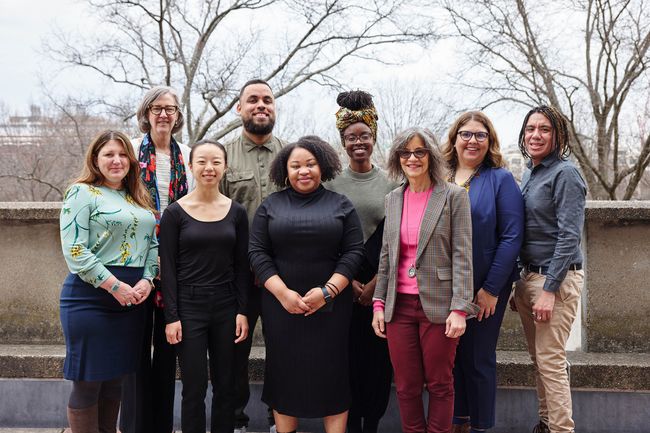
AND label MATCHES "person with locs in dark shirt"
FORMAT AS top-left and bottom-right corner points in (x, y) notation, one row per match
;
(511, 106), (586, 433)
(159, 140), (250, 433)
